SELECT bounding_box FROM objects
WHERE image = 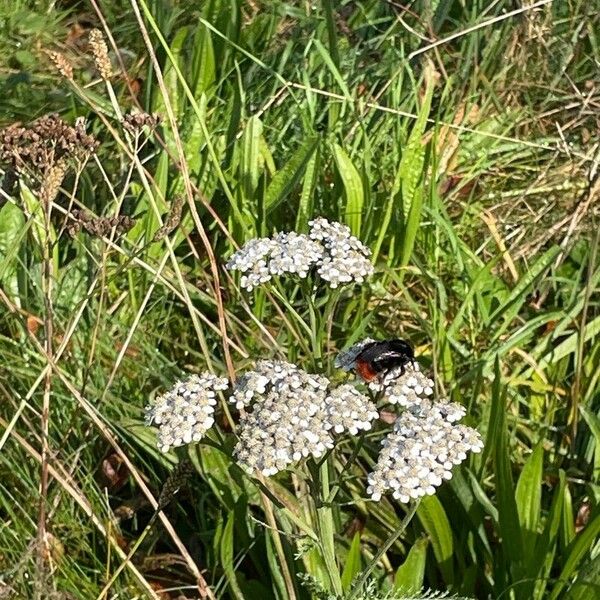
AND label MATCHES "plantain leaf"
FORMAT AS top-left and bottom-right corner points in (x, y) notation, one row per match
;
(265, 136), (319, 214)
(341, 532), (362, 592)
(417, 495), (453, 584)
(394, 537), (428, 594)
(515, 442), (544, 549)
(332, 143), (363, 236)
